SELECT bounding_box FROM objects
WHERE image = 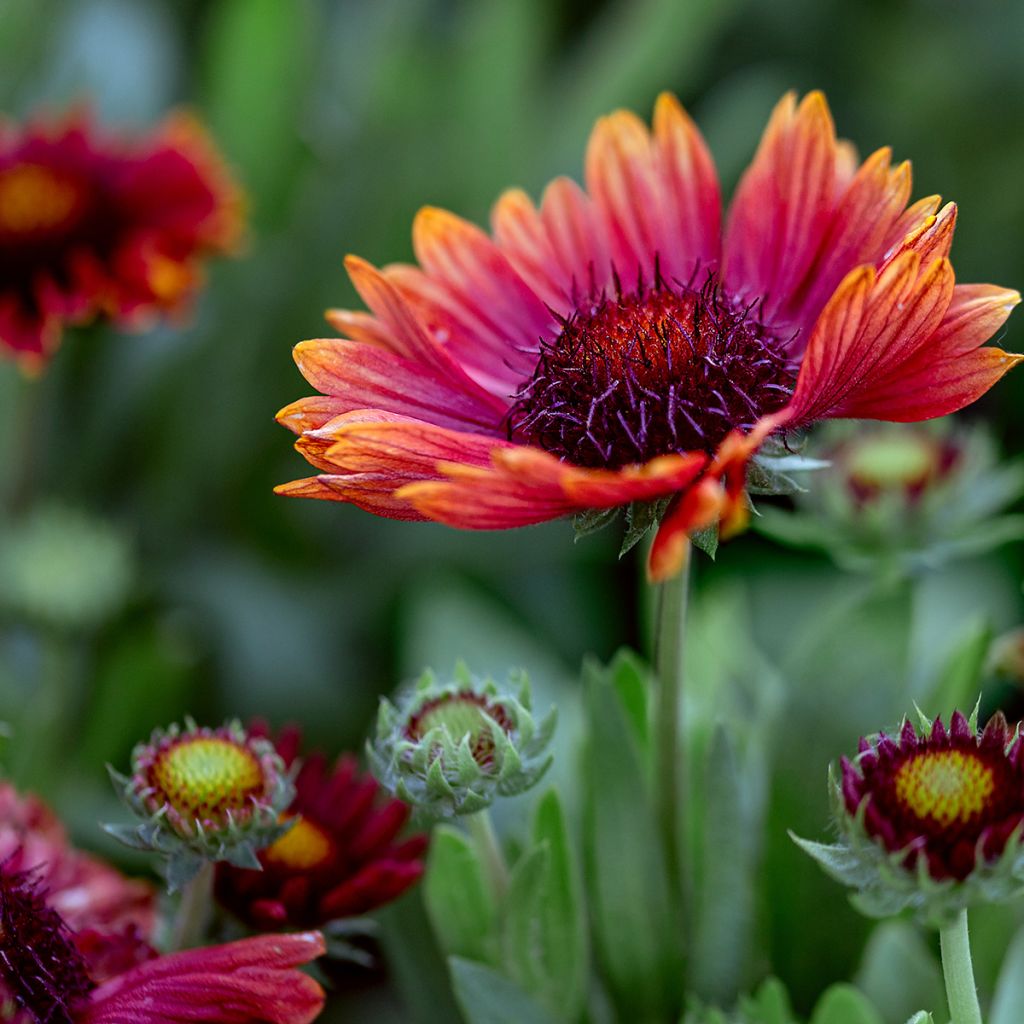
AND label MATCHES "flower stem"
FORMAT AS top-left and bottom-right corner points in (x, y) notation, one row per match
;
(653, 558), (690, 899)
(940, 910), (983, 1024)
(467, 810), (508, 900)
(170, 861), (215, 951)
